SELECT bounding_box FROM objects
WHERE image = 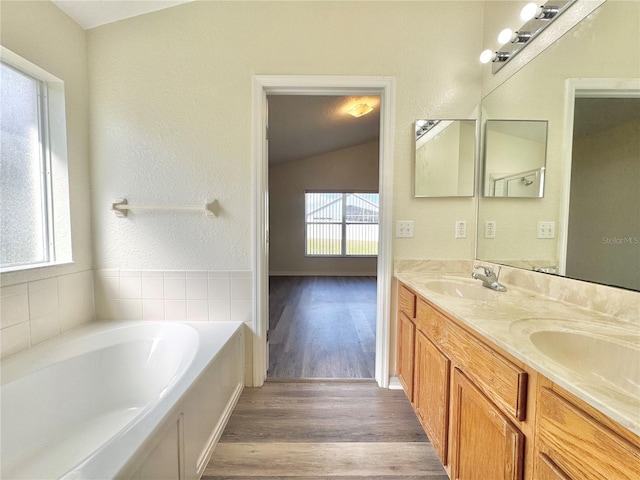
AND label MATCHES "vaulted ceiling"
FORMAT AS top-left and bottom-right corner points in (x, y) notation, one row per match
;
(267, 95), (381, 166)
